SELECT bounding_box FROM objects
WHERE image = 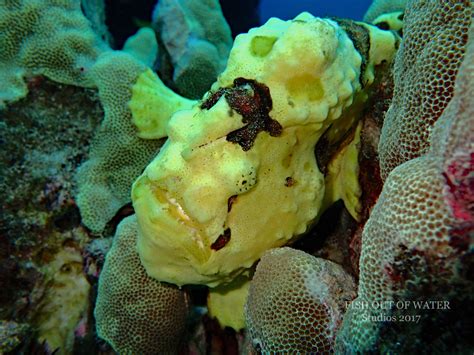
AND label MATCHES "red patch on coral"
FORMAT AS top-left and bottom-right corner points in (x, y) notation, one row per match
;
(27, 76), (45, 90)
(442, 151), (474, 222)
(448, 227), (471, 252)
(383, 263), (404, 288)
